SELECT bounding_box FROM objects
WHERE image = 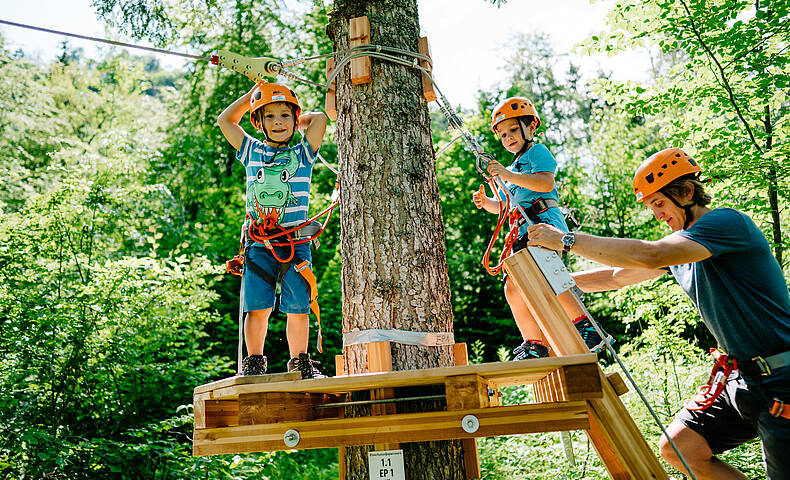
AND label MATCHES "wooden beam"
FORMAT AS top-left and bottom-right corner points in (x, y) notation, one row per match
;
(607, 372), (629, 397)
(325, 58), (337, 121)
(504, 250), (668, 479)
(193, 402), (590, 456)
(417, 36), (436, 102)
(194, 371), (300, 395)
(349, 16), (372, 85)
